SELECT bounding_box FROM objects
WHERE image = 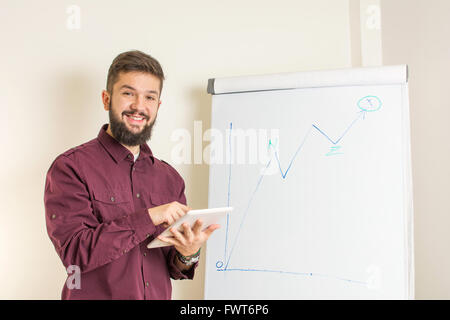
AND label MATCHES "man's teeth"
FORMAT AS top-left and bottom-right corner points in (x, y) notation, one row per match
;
(127, 115), (144, 120)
